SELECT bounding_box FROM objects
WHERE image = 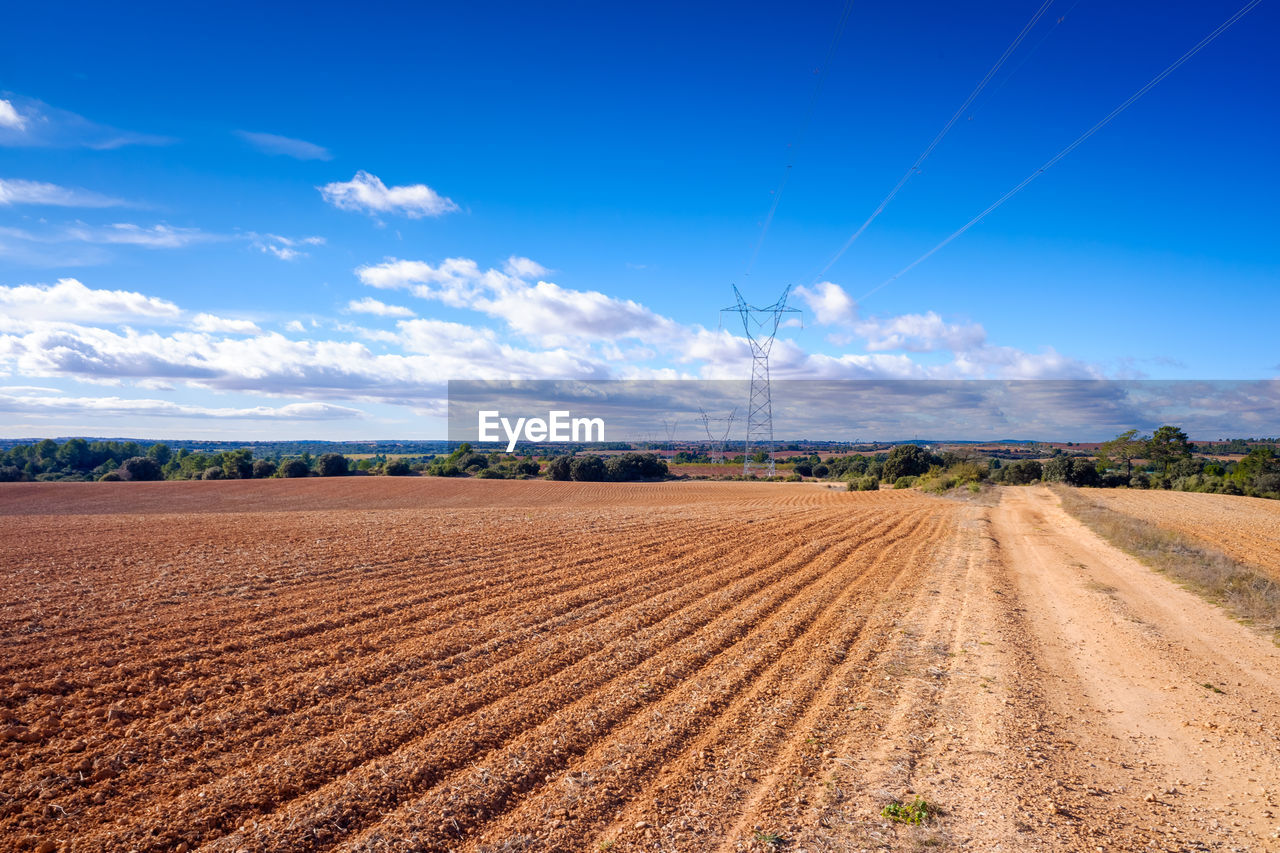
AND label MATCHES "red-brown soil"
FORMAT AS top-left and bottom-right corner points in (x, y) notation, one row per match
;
(1, 479), (1277, 852)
